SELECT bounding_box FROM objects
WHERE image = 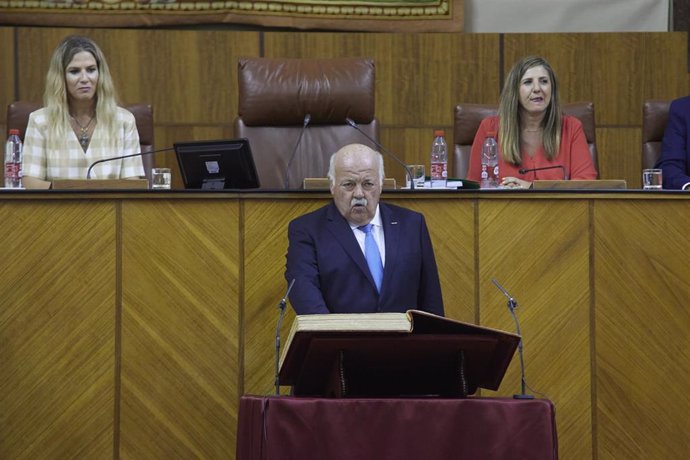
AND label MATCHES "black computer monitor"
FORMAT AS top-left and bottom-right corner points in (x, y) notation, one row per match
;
(174, 138), (260, 190)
